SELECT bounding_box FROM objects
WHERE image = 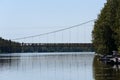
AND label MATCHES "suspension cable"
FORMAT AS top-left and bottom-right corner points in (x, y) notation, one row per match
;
(12, 19), (95, 41)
